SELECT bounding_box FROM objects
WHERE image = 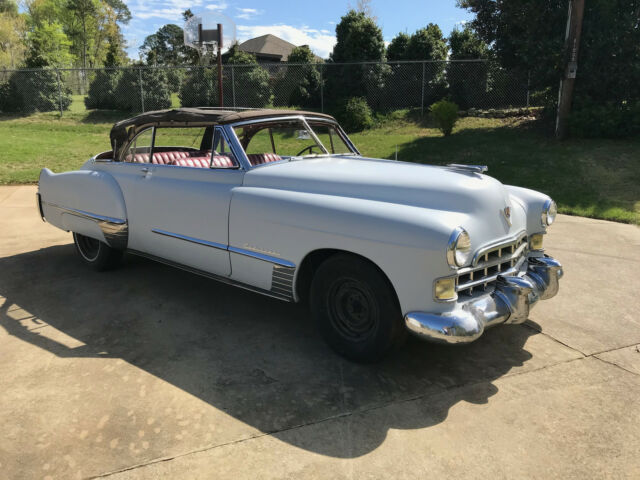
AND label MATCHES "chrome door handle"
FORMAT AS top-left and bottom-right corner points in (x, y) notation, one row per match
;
(140, 167), (149, 173)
